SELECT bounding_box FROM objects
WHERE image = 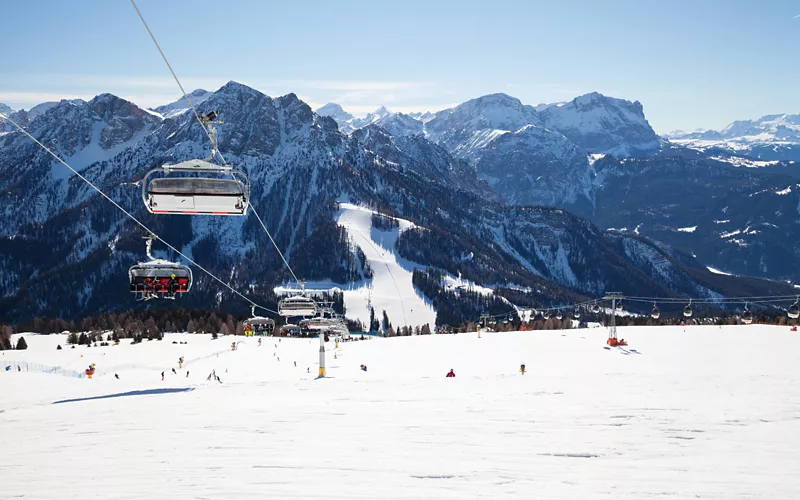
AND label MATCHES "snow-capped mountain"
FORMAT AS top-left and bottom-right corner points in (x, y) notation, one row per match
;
(425, 93), (542, 160)
(370, 112), (424, 137)
(539, 92), (660, 157)
(152, 89), (211, 119)
(316, 103), (354, 128)
(0, 103), (12, 115)
(408, 111), (434, 123)
(316, 104), (396, 134)
(668, 113), (800, 161)
(0, 94), (162, 231)
(351, 106), (393, 129)
(0, 82), (795, 324)
(28, 99), (87, 122)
